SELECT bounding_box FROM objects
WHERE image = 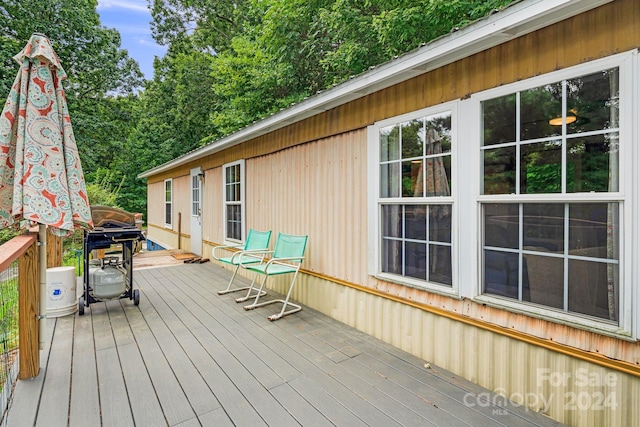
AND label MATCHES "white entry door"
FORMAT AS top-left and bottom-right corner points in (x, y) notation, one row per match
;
(190, 167), (203, 256)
